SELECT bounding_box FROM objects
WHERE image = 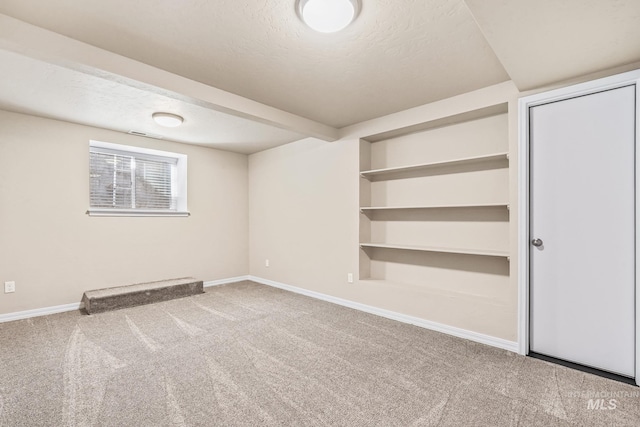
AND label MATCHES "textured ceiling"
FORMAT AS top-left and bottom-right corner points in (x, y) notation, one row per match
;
(465, 0), (640, 90)
(0, 50), (305, 154)
(0, 0), (509, 128)
(0, 1), (639, 154)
